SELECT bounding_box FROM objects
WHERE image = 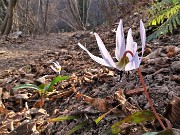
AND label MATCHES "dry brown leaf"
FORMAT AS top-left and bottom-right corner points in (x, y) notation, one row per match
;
(75, 92), (83, 100)
(98, 71), (114, 82)
(74, 86), (113, 112)
(82, 96), (112, 112)
(165, 46), (180, 58)
(82, 71), (94, 83)
(164, 96), (180, 124)
(145, 48), (162, 59)
(0, 106), (10, 115)
(170, 75), (180, 83)
(49, 90), (73, 100)
(143, 47), (152, 56)
(9, 121), (39, 135)
(124, 88), (144, 96)
(114, 89), (140, 116)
